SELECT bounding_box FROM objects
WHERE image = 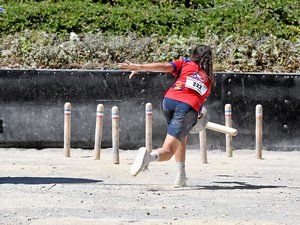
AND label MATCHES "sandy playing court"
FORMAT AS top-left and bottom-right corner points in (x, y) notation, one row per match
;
(0, 148), (299, 225)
